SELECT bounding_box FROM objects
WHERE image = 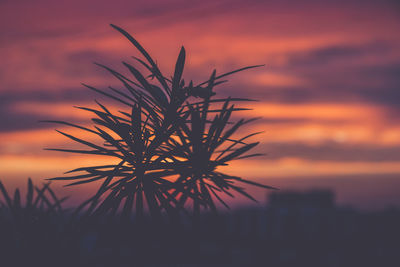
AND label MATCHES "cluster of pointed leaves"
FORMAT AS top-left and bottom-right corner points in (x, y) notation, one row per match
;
(0, 178), (67, 223)
(45, 24), (276, 219)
